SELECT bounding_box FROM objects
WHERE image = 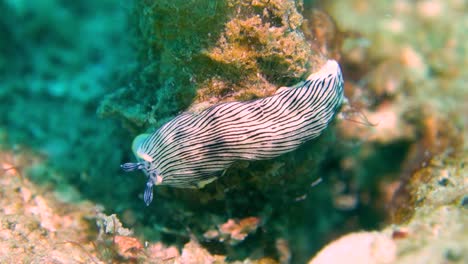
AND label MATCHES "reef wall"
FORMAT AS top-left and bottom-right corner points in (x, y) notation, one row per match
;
(0, 0), (466, 263)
